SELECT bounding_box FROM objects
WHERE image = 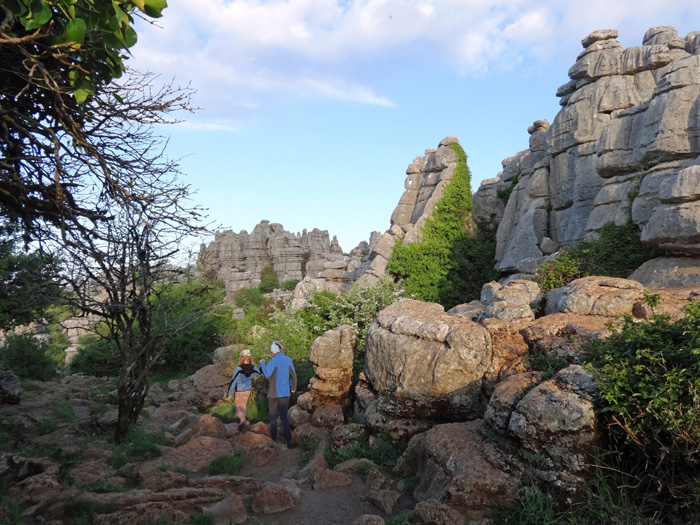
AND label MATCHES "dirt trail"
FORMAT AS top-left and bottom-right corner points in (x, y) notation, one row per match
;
(239, 445), (414, 525)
